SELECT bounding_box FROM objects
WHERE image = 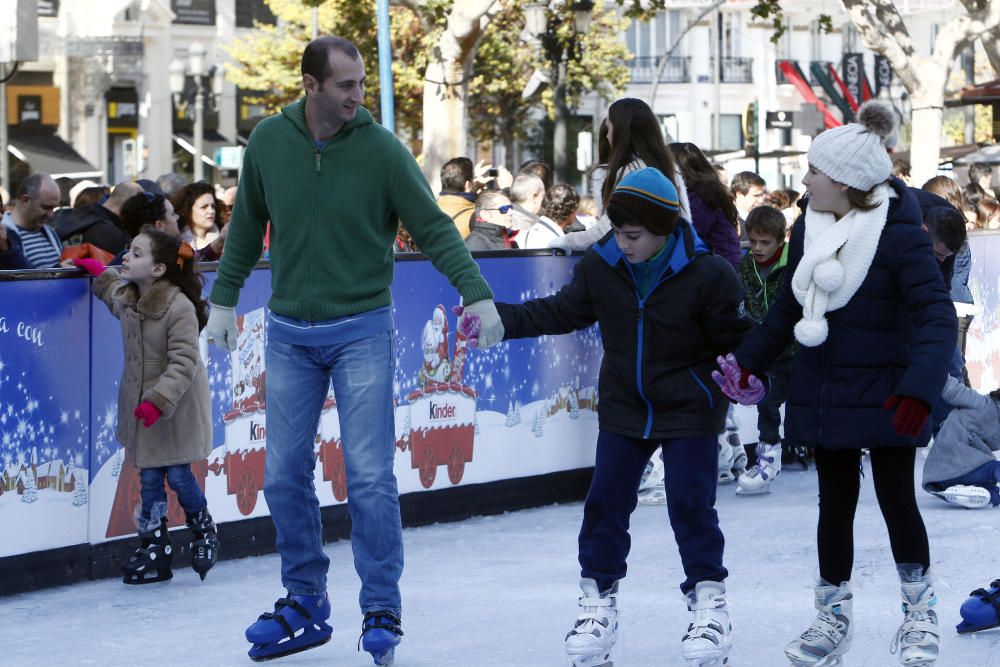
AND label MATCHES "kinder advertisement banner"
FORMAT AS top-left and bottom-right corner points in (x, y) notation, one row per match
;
(0, 279), (91, 557)
(0, 255), (603, 557)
